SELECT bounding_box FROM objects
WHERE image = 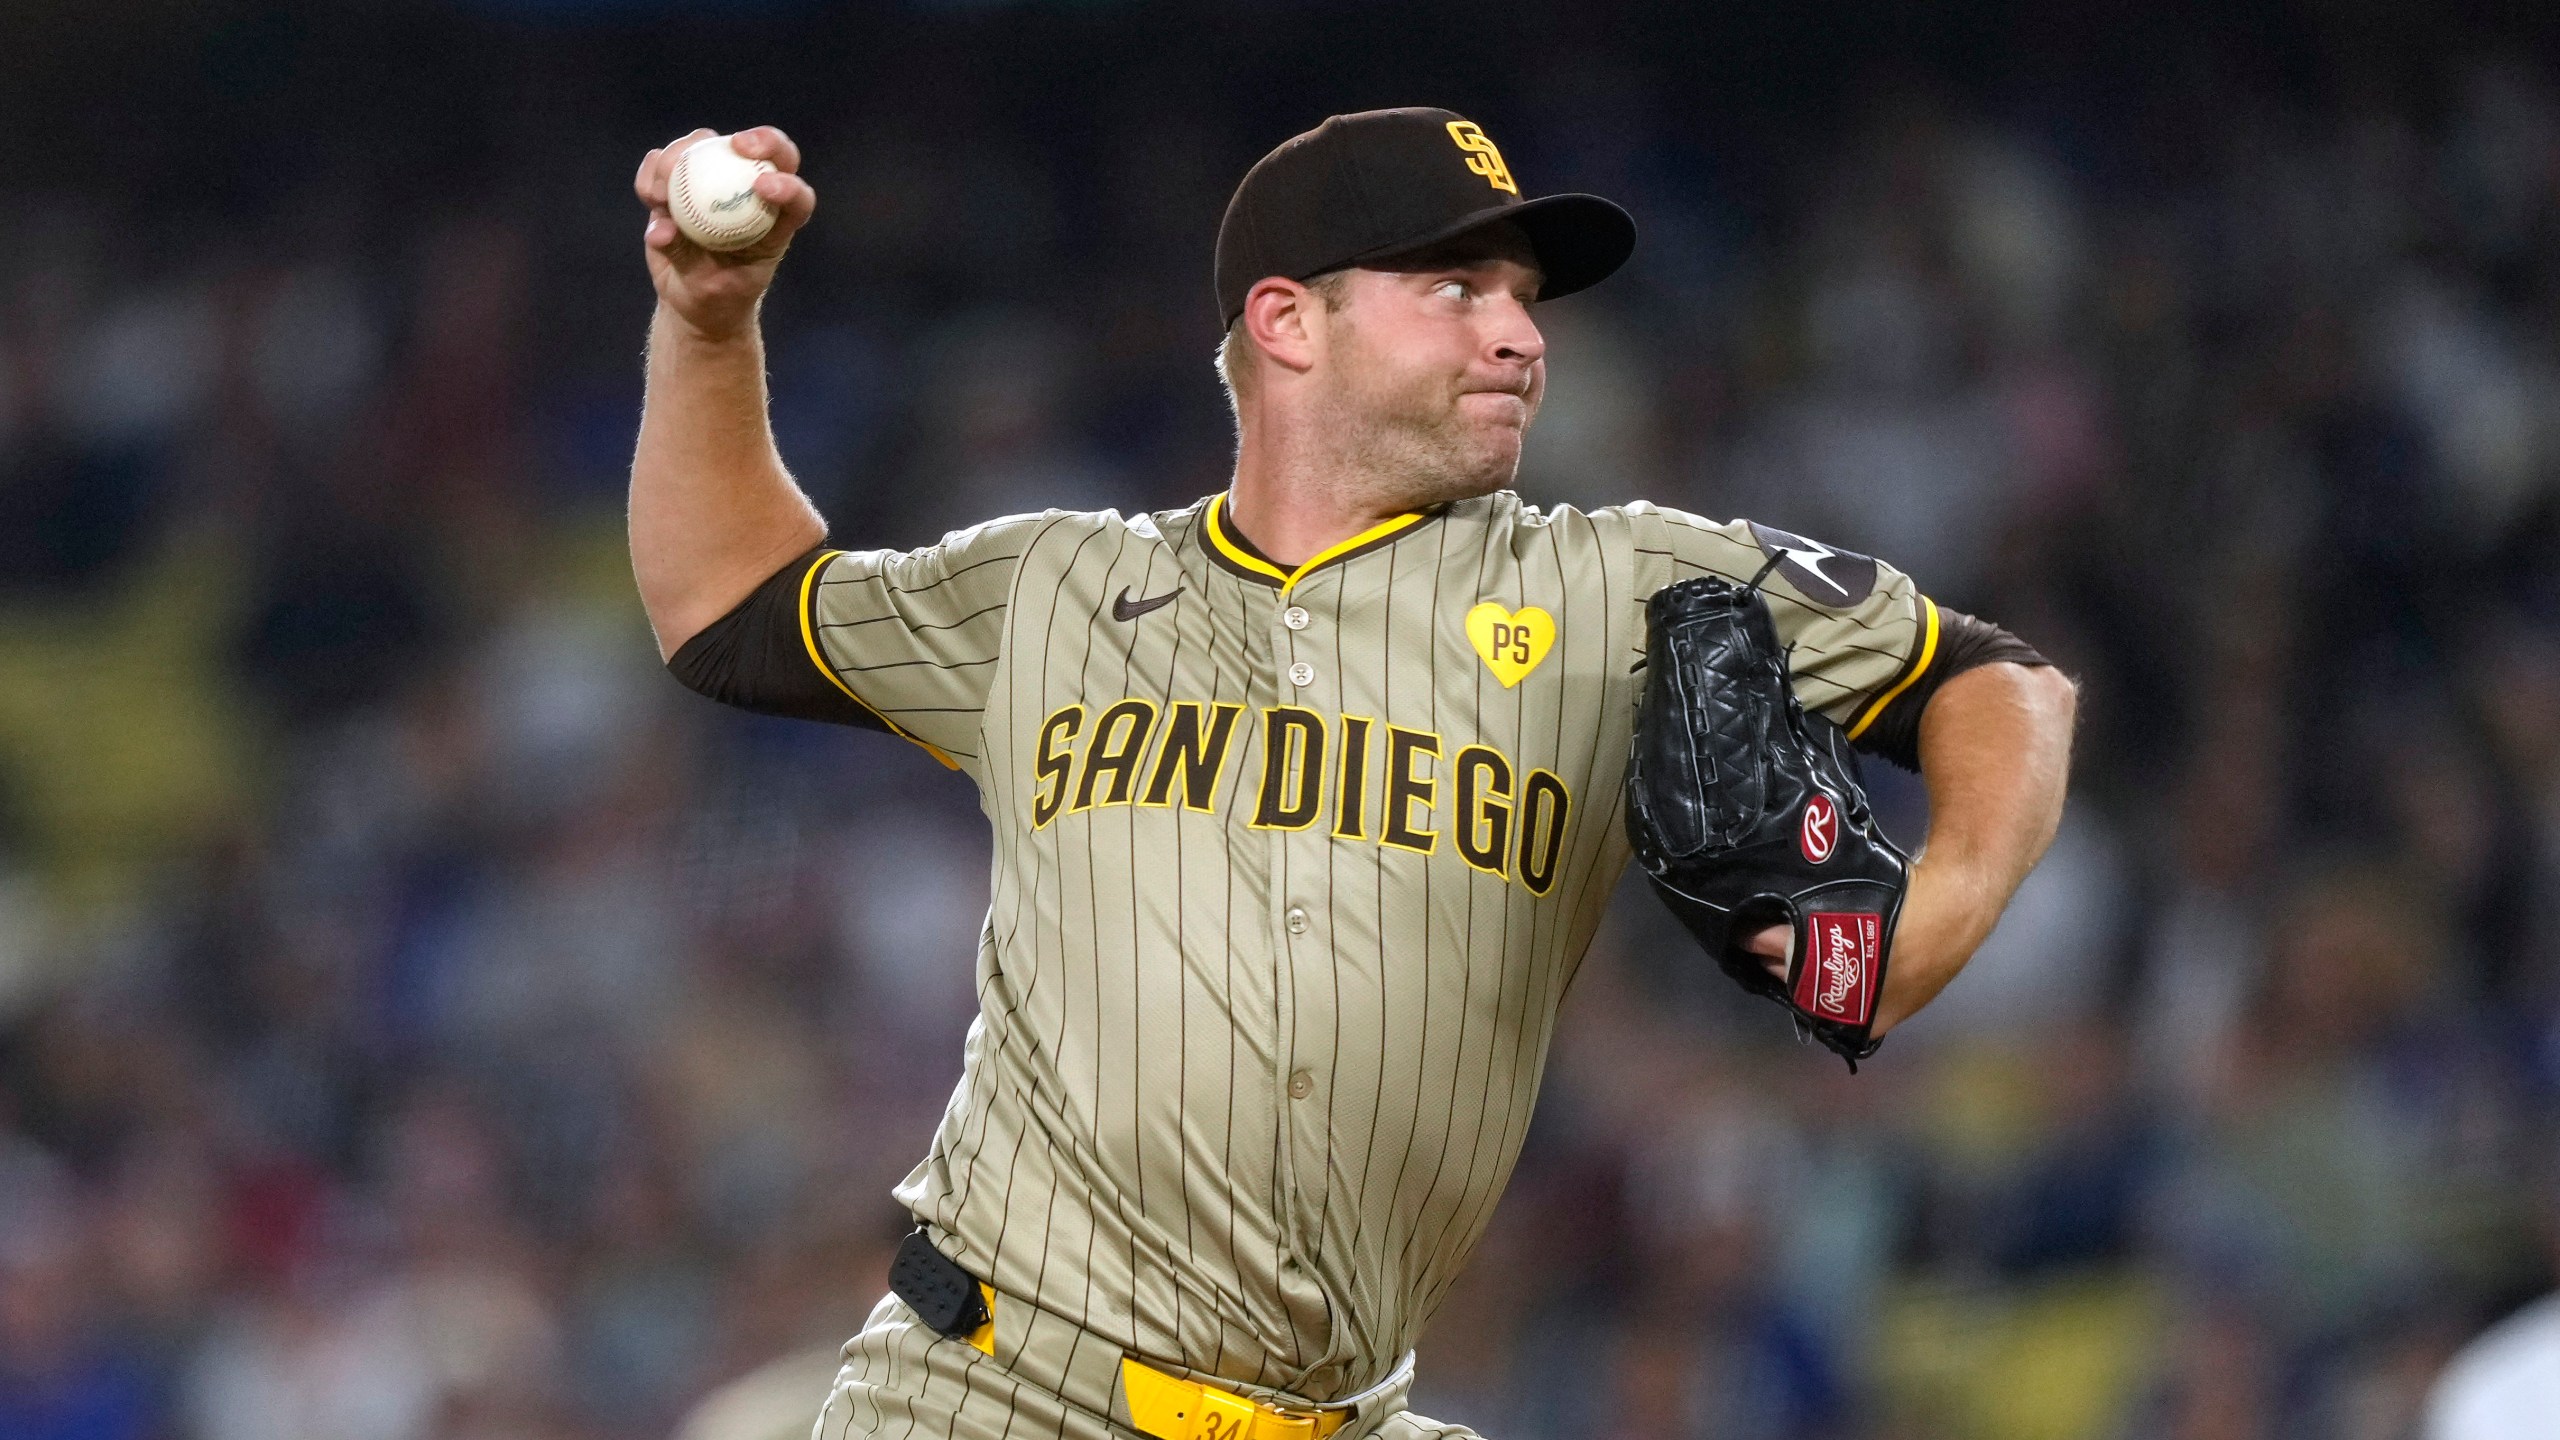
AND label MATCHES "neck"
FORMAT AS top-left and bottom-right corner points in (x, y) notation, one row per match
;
(1225, 420), (1418, 569)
